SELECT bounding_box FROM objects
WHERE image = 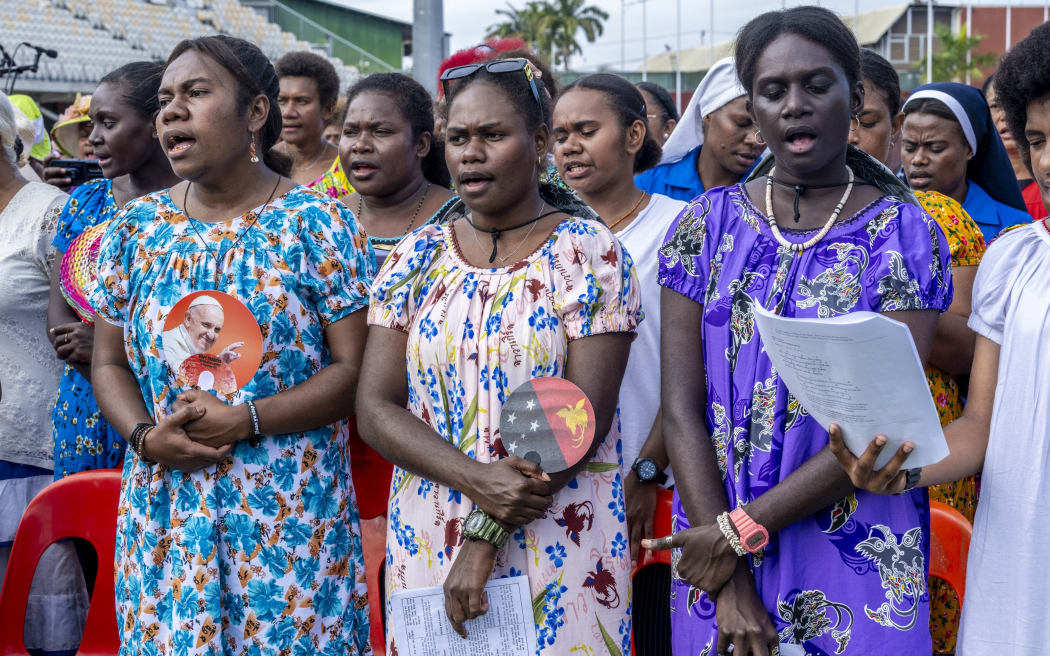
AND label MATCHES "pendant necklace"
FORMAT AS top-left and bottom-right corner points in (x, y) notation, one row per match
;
(185, 173), (282, 286)
(765, 165), (854, 253)
(357, 181), (431, 237)
(464, 199), (561, 264)
(769, 171), (854, 223)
